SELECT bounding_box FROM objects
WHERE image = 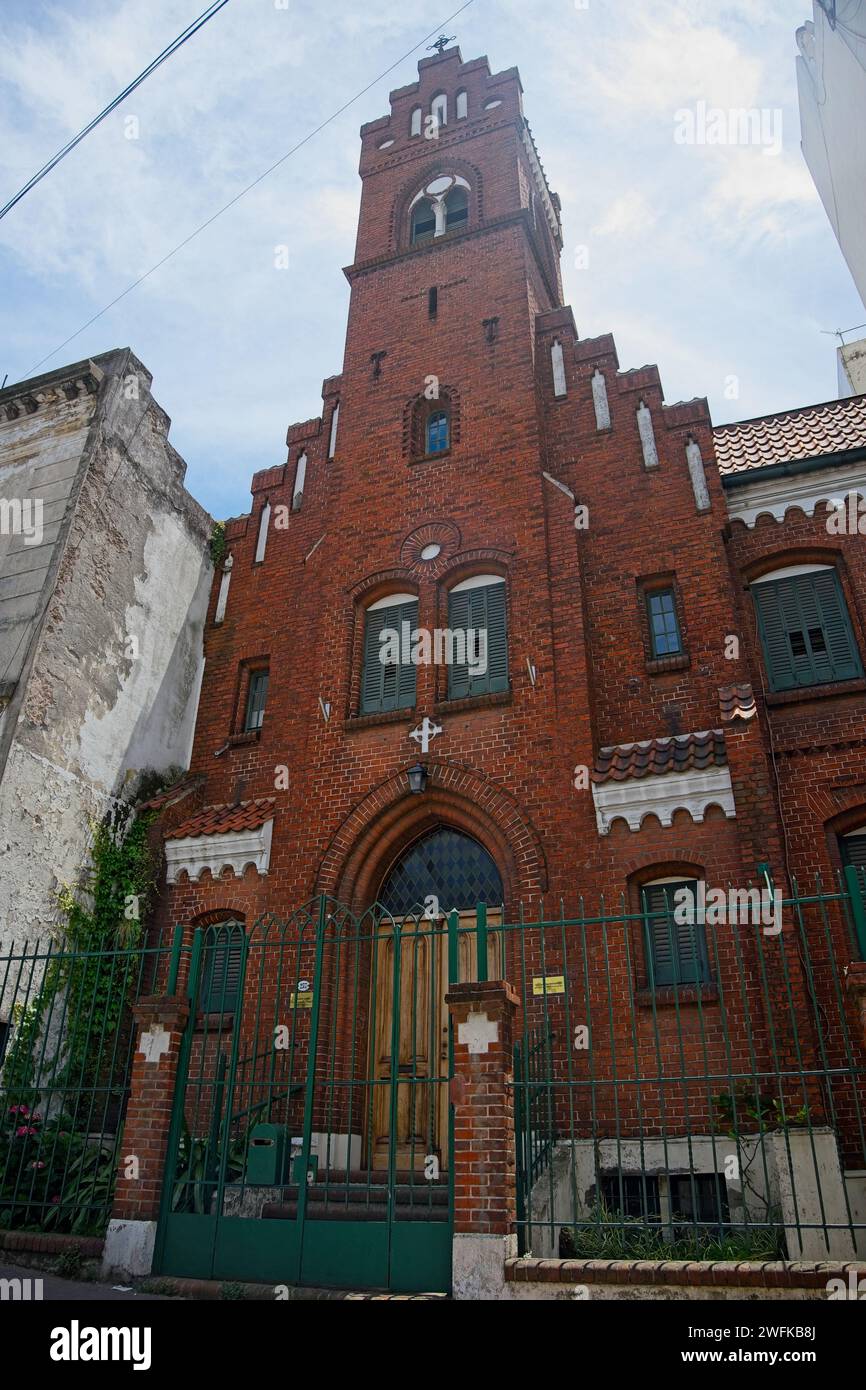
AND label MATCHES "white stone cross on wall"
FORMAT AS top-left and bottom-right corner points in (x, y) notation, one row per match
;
(410, 717), (443, 755)
(457, 1012), (499, 1055)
